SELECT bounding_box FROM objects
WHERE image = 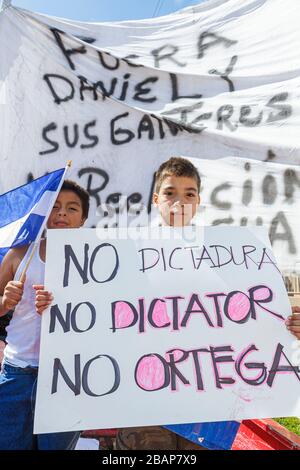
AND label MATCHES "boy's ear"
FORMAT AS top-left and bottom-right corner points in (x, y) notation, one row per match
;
(80, 218), (86, 227)
(152, 192), (159, 207)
